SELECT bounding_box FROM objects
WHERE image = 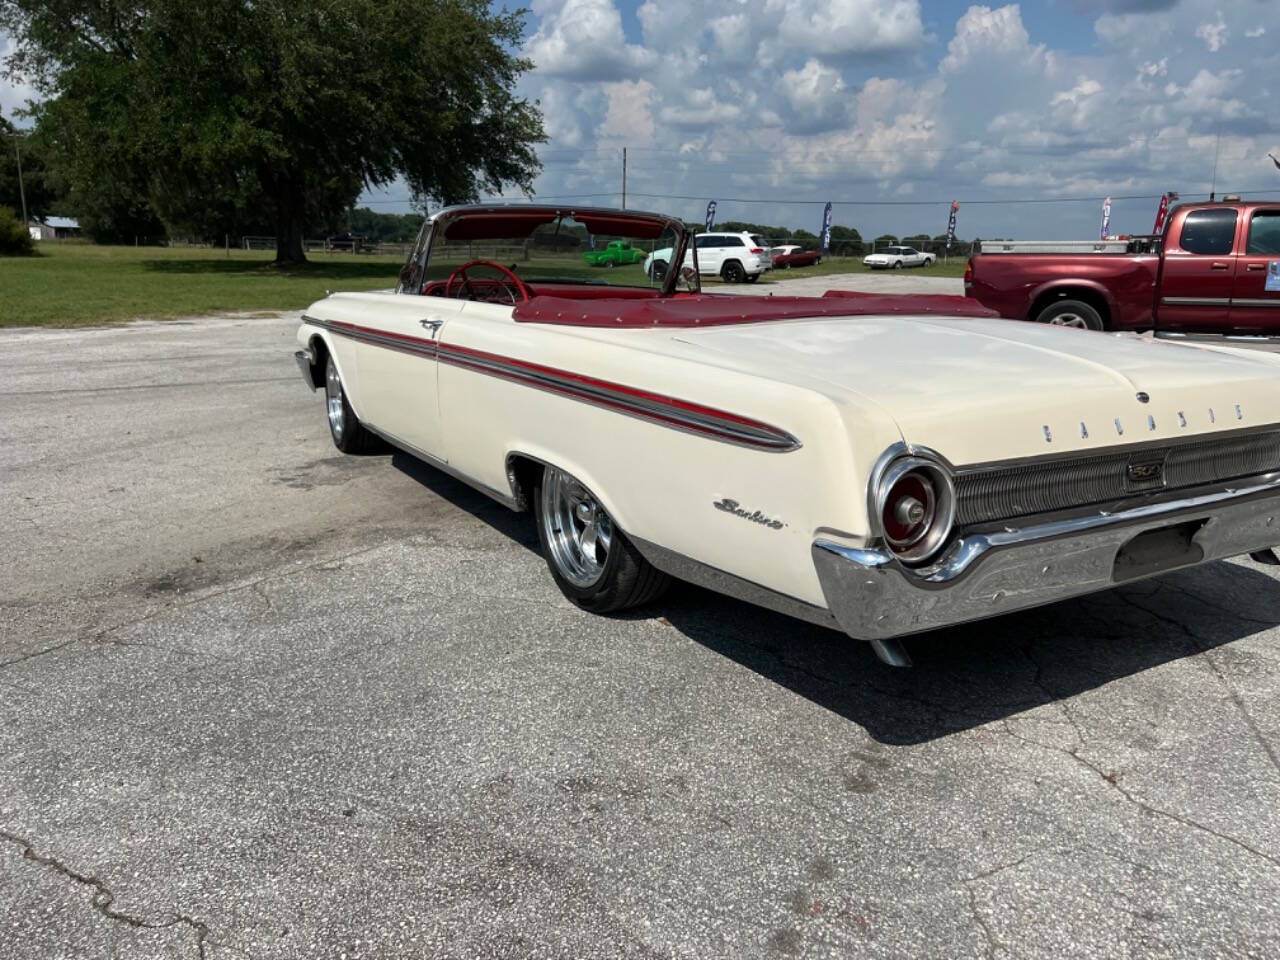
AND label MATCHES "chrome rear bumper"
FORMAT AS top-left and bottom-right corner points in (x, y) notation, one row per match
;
(813, 473), (1280, 642)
